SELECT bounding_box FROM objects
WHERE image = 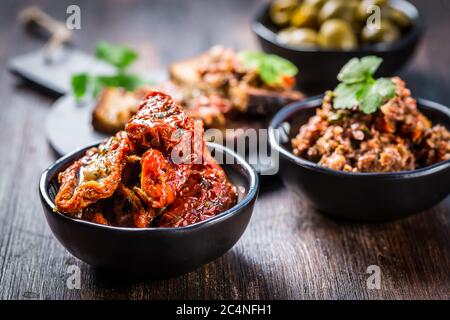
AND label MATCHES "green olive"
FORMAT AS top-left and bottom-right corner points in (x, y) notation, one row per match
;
(356, 0), (389, 22)
(303, 0), (325, 9)
(388, 6), (411, 29)
(290, 3), (319, 28)
(318, 0), (358, 24)
(318, 19), (357, 50)
(270, 0), (300, 26)
(278, 27), (318, 46)
(361, 18), (400, 43)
